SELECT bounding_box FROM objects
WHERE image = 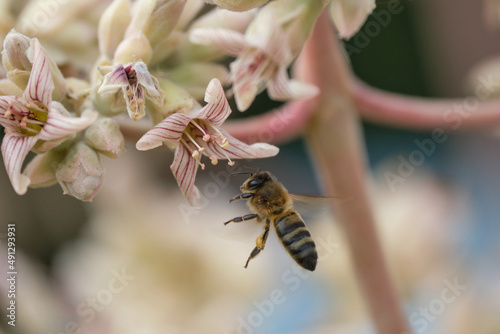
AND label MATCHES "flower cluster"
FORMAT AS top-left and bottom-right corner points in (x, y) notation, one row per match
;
(0, 0), (375, 205)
